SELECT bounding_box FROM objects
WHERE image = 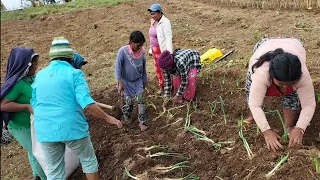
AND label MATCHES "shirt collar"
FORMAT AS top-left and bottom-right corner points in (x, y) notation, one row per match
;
(23, 76), (35, 84)
(50, 60), (73, 67)
(158, 15), (166, 24)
